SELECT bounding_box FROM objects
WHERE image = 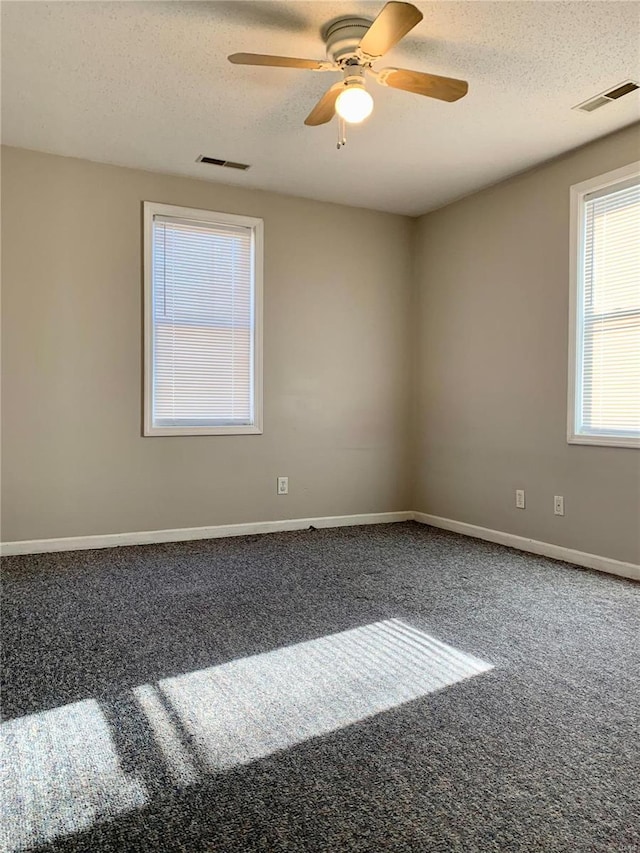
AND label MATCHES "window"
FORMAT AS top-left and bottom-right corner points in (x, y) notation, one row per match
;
(144, 202), (263, 436)
(568, 162), (640, 448)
